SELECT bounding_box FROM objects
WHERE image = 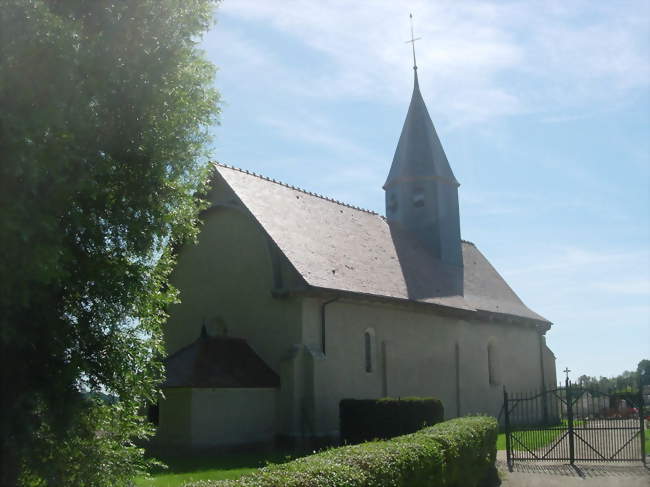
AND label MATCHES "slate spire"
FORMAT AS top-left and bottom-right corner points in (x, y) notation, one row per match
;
(384, 71), (458, 189)
(384, 65), (463, 295)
